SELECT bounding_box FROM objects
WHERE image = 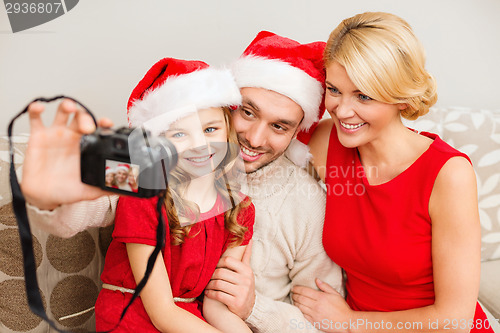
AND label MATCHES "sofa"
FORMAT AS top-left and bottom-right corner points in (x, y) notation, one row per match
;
(0, 106), (499, 332)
